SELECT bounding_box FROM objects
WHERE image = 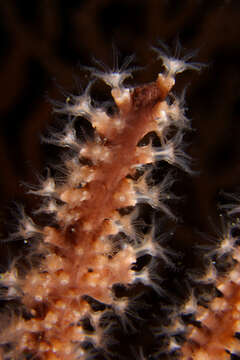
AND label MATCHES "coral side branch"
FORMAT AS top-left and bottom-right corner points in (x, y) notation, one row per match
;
(179, 216), (240, 360)
(0, 50), (195, 360)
